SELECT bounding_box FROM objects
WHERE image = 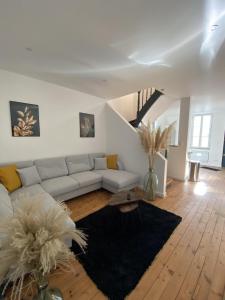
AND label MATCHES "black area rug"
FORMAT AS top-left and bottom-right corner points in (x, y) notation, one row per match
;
(71, 201), (182, 300)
